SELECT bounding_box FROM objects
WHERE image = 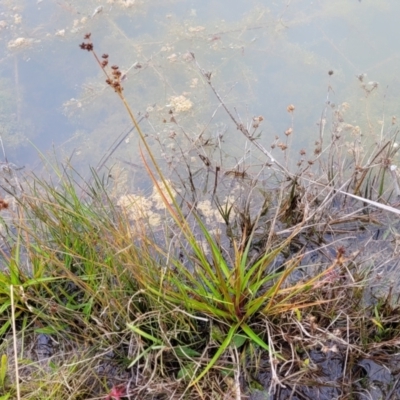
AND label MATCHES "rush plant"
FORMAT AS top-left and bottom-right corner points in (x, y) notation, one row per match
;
(79, 34), (336, 386)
